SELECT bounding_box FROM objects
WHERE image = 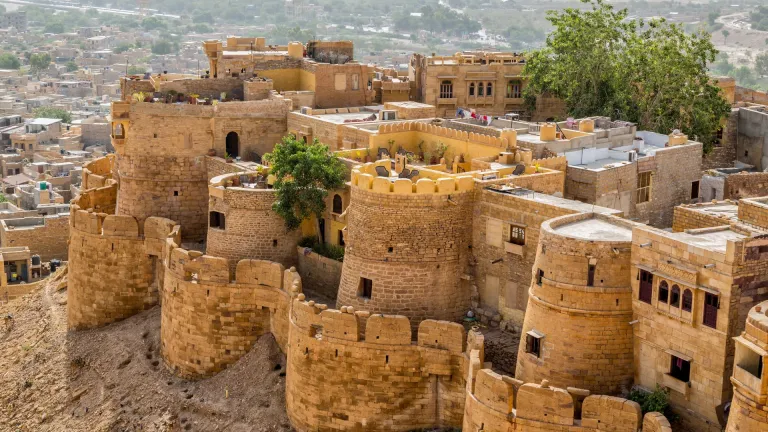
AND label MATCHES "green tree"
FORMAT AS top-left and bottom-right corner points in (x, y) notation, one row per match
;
(264, 135), (346, 232)
(65, 61), (78, 72)
(127, 65), (146, 75)
(523, 0), (730, 153)
(756, 52), (768, 77)
(29, 52), (51, 76)
(721, 29), (729, 45)
(141, 16), (167, 31)
(0, 53), (21, 70)
(33, 107), (71, 124)
(113, 43), (134, 54)
(151, 41), (173, 55)
(44, 22), (66, 34)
